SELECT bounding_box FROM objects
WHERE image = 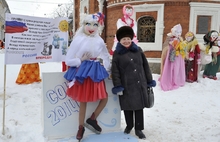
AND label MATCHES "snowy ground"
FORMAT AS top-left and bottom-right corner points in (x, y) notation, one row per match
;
(0, 49), (220, 142)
